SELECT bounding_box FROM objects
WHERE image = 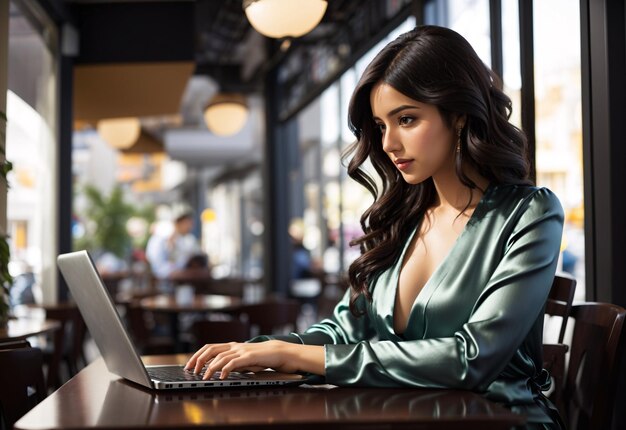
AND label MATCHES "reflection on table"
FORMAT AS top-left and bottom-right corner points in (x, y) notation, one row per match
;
(15, 355), (526, 429)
